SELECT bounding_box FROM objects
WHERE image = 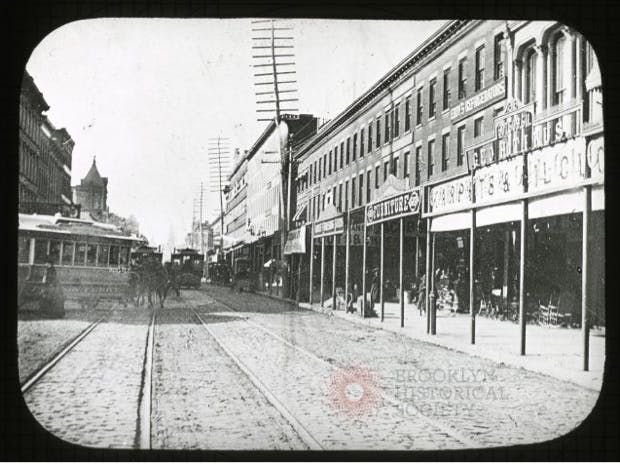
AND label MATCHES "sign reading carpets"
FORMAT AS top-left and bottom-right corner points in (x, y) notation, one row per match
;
(365, 189), (420, 226)
(527, 137), (587, 194)
(283, 227), (306, 255)
(474, 155), (525, 204)
(450, 80), (506, 122)
(587, 136), (604, 183)
(426, 176), (472, 214)
(313, 214), (345, 238)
